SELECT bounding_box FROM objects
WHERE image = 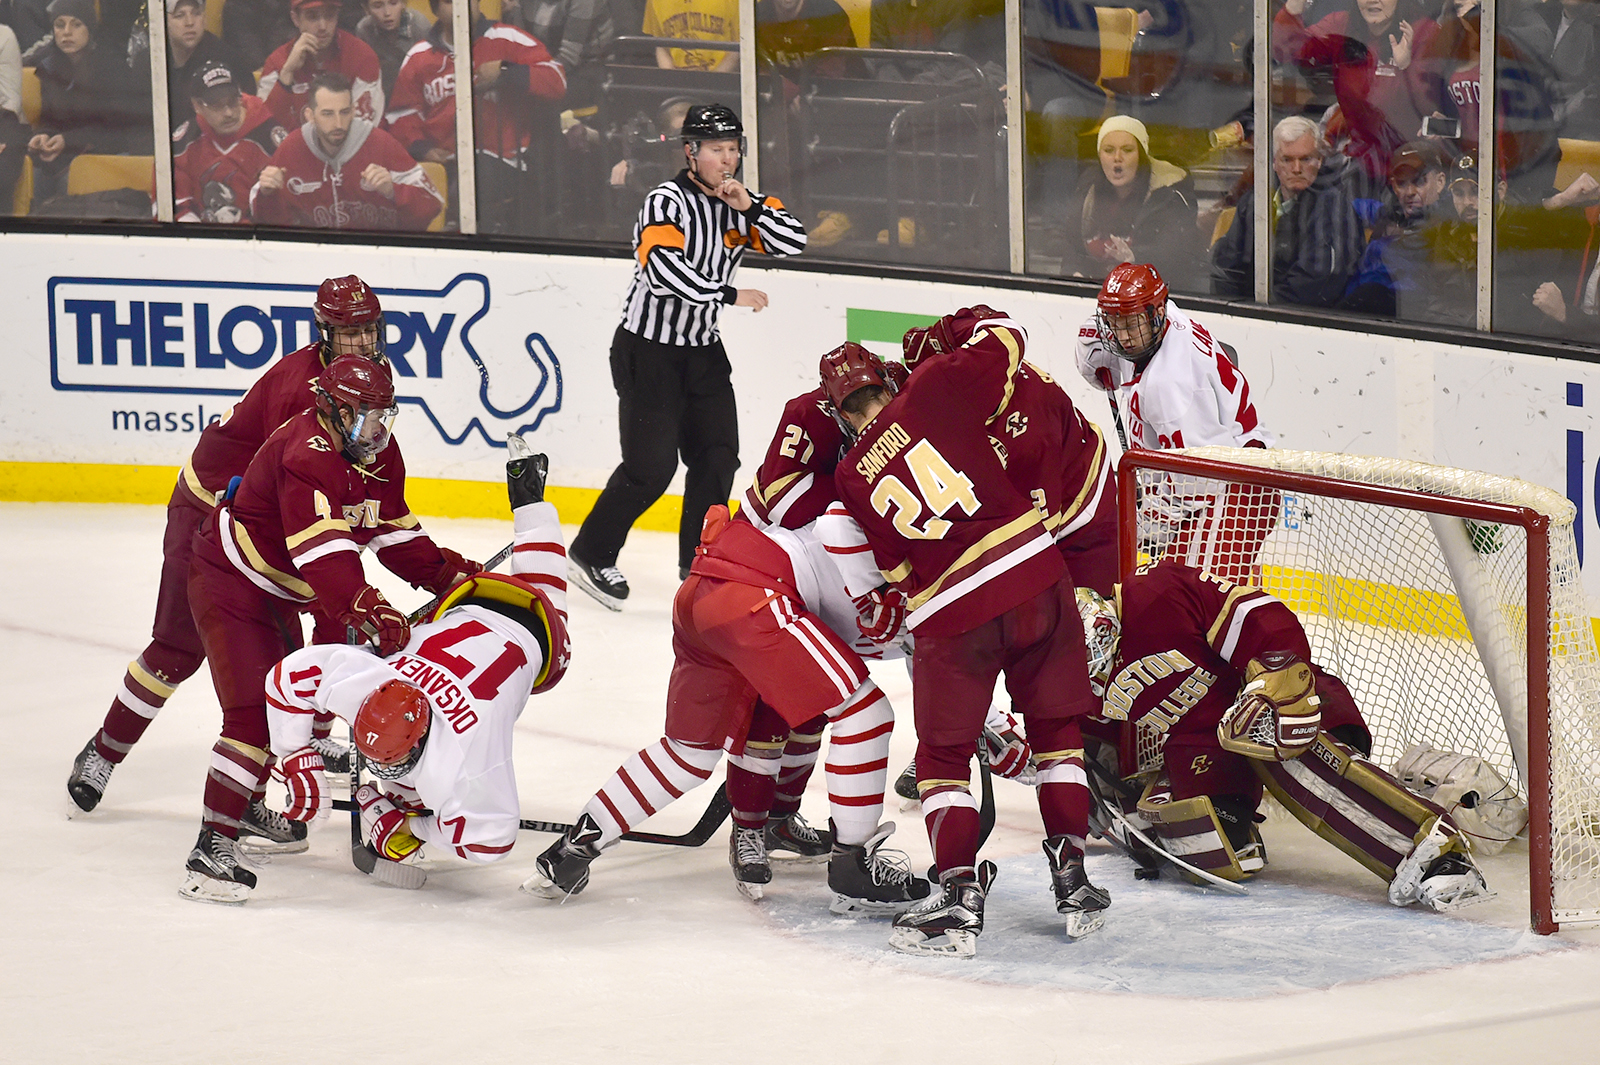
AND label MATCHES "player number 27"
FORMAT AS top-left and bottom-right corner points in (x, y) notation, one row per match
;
(869, 439), (979, 540)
